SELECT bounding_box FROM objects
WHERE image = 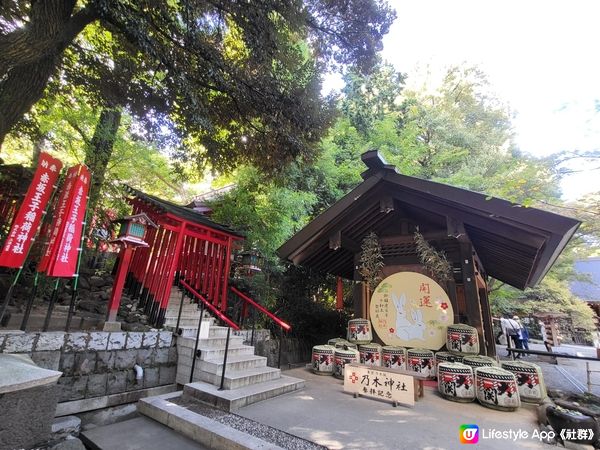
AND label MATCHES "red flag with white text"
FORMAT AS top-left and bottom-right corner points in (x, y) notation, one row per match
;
(45, 165), (91, 277)
(38, 165), (80, 273)
(0, 152), (62, 268)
